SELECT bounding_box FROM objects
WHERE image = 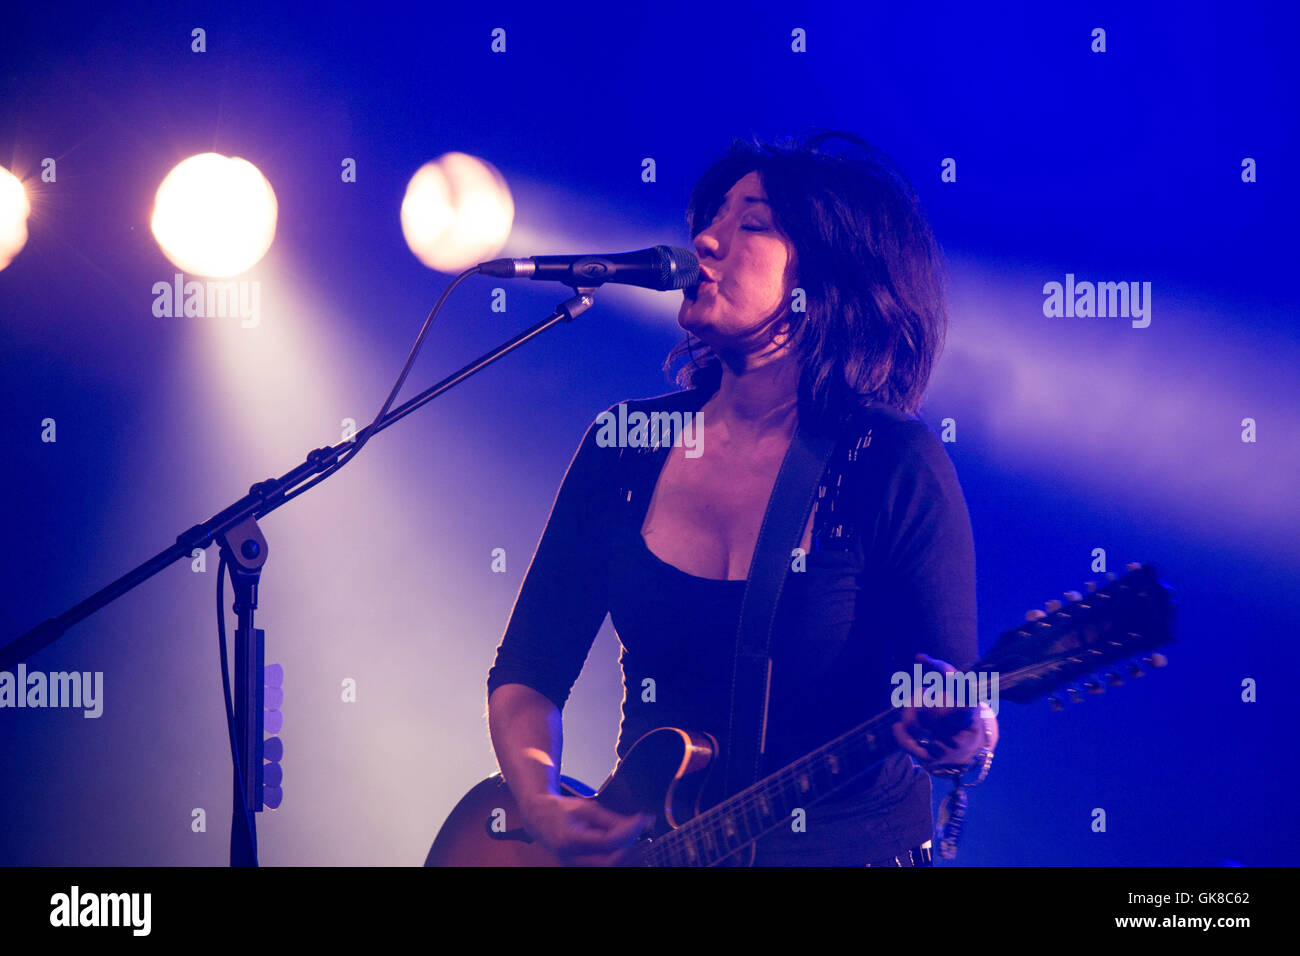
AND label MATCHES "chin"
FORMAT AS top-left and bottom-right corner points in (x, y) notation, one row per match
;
(676, 302), (706, 334)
